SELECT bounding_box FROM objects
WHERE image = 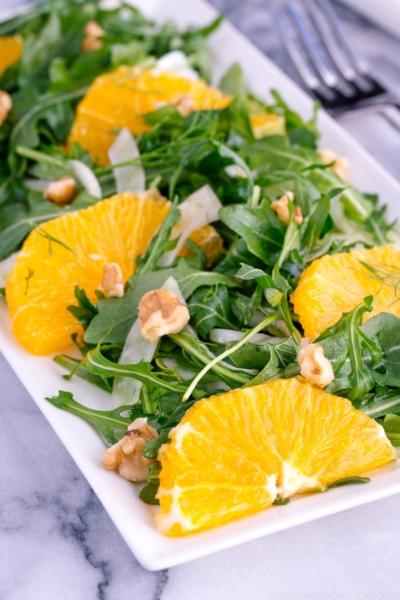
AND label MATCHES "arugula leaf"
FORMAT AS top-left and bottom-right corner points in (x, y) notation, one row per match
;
(135, 198), (180, 276)
(270, 90), (319, 146)
(21, 11), (63, 77)
(169, 330), (252, 387)
(381, 414), (400, 446)
(139, 463), (161, 505)
(8, 87), (88, 175)
(139, 480), (160, 505)
(361, 391), (400, 419)
(327, 476), (370, 489)
(54, 355), (111, 391)
(244, 346), (281, 386)
(219, 63), (254, 142)
(228, 340), (296, 371)
(188, 285), (238, 337)
(142, 429), (170, 460)
(214, 238), (265, 278)
(220, 199), (284, 264)
(67, 286), (99, 330)
(362, 314), (400, 387)
(84, 344), (193, 396)
(45, 390), (131, 444)
(300, 196), (330, 258)
(345, 297), (375, 405)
